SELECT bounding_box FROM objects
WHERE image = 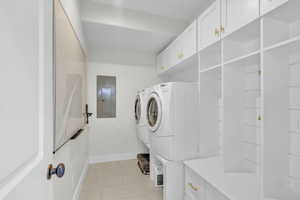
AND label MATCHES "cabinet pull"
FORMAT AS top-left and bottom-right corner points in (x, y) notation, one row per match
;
(258, 115), (262, 121)
(177, 53), (184, 59)
(220, 25), (225, 33)
(188, 182), (199, 191)
(214, 28), (220, 36)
